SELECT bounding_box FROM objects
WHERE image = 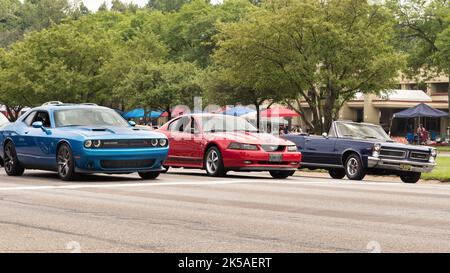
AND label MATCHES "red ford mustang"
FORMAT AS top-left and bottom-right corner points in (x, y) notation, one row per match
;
(158, 114), (302, 178)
